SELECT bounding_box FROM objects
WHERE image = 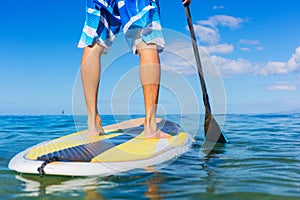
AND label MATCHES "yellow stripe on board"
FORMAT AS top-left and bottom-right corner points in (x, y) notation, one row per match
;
(47, 128), (120, 141)
(169, 132), (187, 147)
(25, 132), (122, 160)
(91, 132), (188, 162)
